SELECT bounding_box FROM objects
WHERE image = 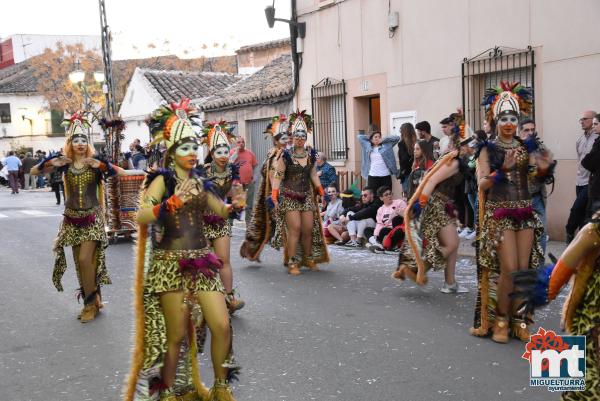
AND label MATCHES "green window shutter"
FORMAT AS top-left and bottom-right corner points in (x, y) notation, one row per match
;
(51, 110), (64, 134)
